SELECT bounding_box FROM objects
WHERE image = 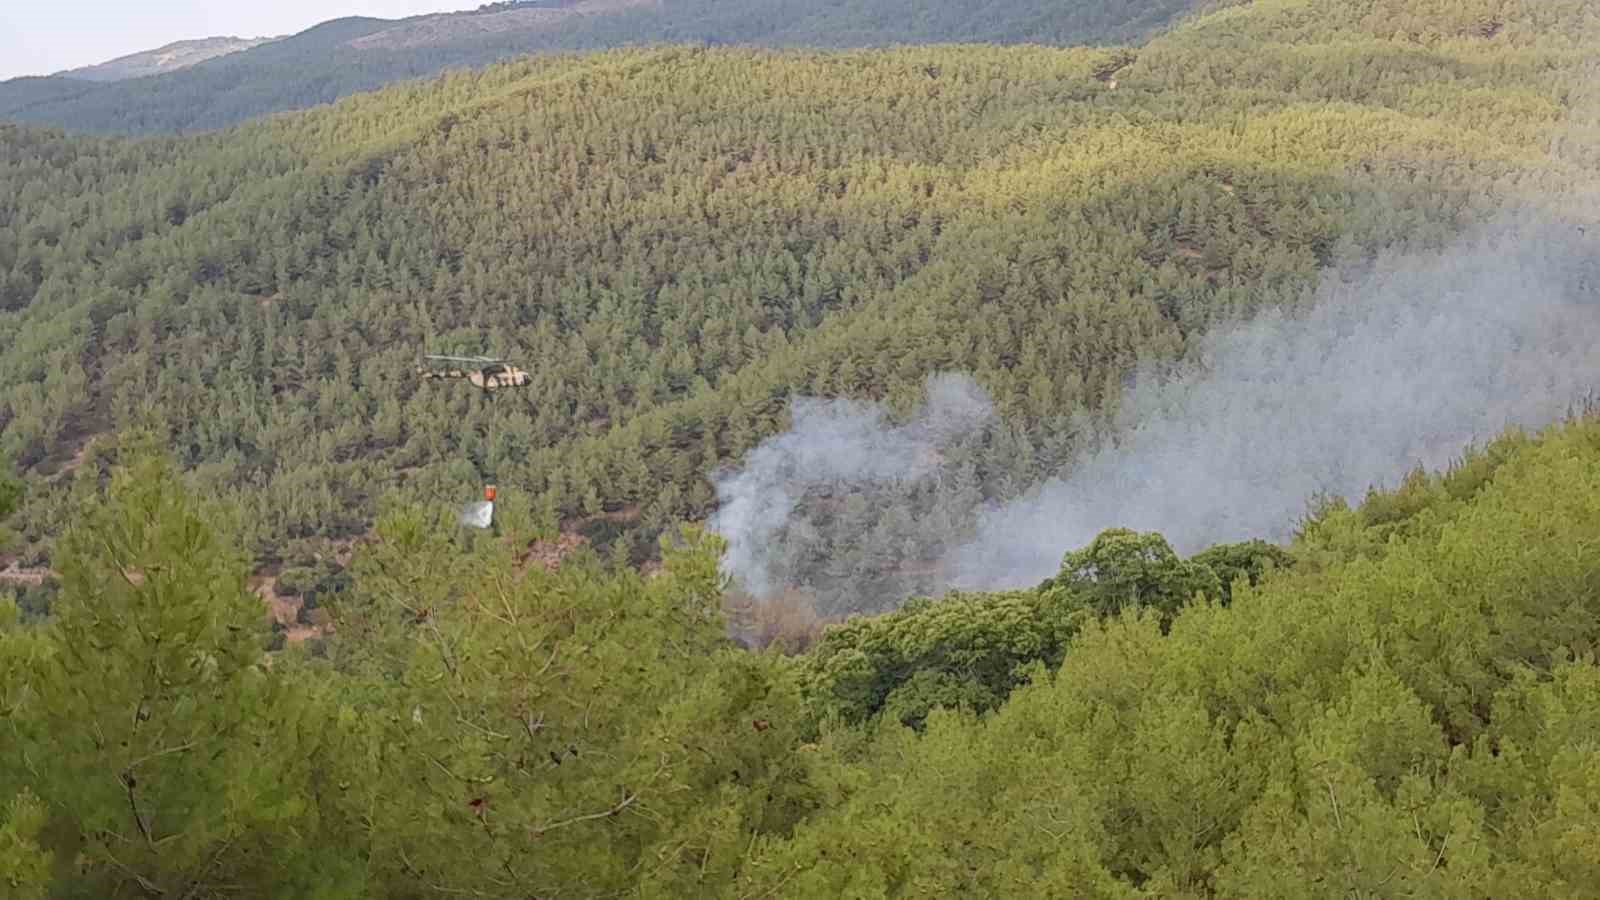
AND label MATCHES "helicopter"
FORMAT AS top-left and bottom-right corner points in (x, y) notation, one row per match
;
(416, 353), (529, 530)
(416, 355), (532, 393)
